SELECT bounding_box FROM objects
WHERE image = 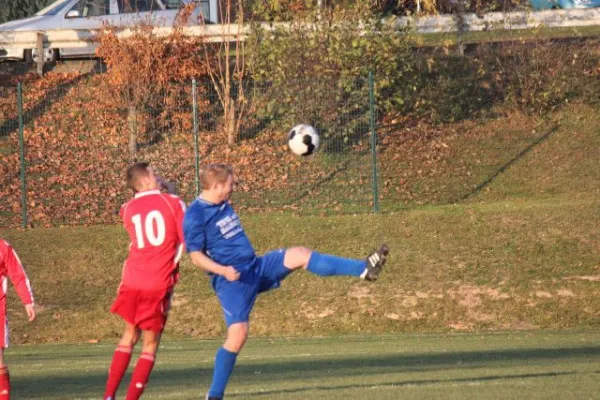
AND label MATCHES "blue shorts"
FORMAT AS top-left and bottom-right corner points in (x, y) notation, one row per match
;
(211, 249), (287, 327)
